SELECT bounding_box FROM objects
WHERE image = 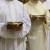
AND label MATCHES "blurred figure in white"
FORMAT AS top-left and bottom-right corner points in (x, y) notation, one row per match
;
(0, 0), (31, 50)
(24, 0), (50, 50)
(44, 0), (50, 50)
(44, 0), (50, 10)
